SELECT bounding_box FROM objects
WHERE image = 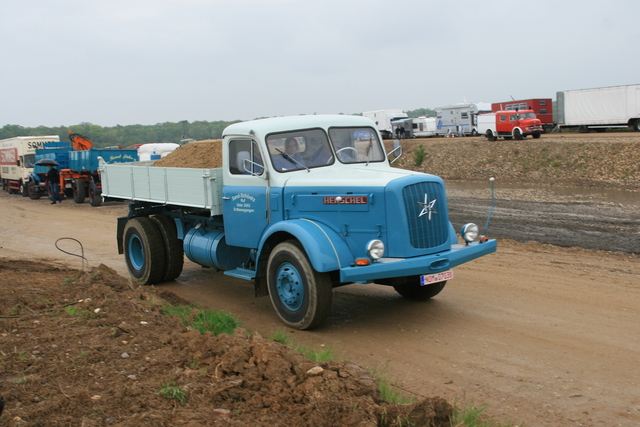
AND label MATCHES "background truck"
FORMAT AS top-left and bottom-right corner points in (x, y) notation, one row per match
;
(362, 109), (409, 139)
(557, 84), (640, 132)
(435, 102), (491, 137)
(1, 135), (60, 195)
(99, 114), (496, 330)
(29, 132), (138, 205)
(477, 110), (543, 141)
(491, 98), (553, 132)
